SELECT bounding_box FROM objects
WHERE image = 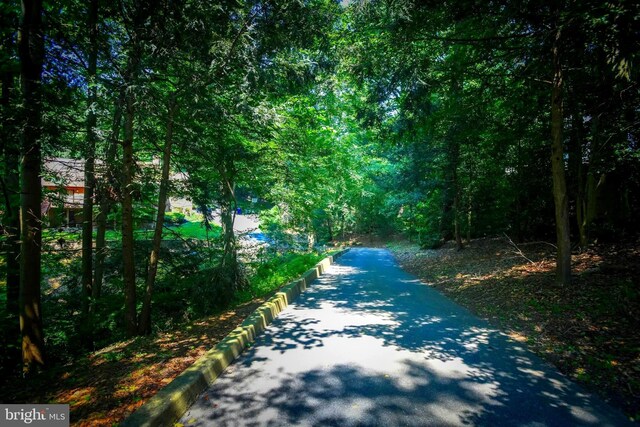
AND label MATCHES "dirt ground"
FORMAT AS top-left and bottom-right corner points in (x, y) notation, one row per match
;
(387, 237), (640, 422)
